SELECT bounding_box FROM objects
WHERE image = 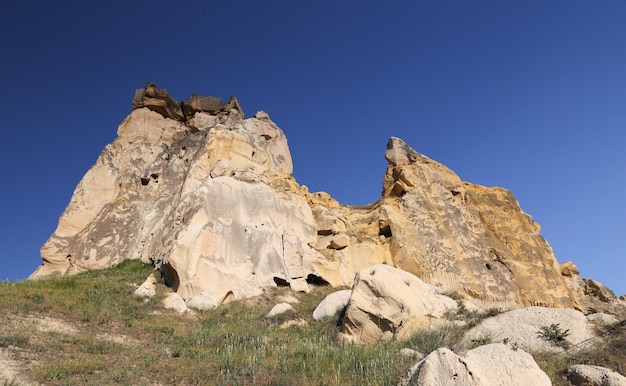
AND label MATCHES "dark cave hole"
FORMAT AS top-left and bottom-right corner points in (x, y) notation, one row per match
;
(161, 263), (180, 292)
(140, 177), (150, 186)
(273, 277), (289, 287)
(306, 274), (330, 286)
(486, 263), (492, 270)
(378, 224), (392, 238)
